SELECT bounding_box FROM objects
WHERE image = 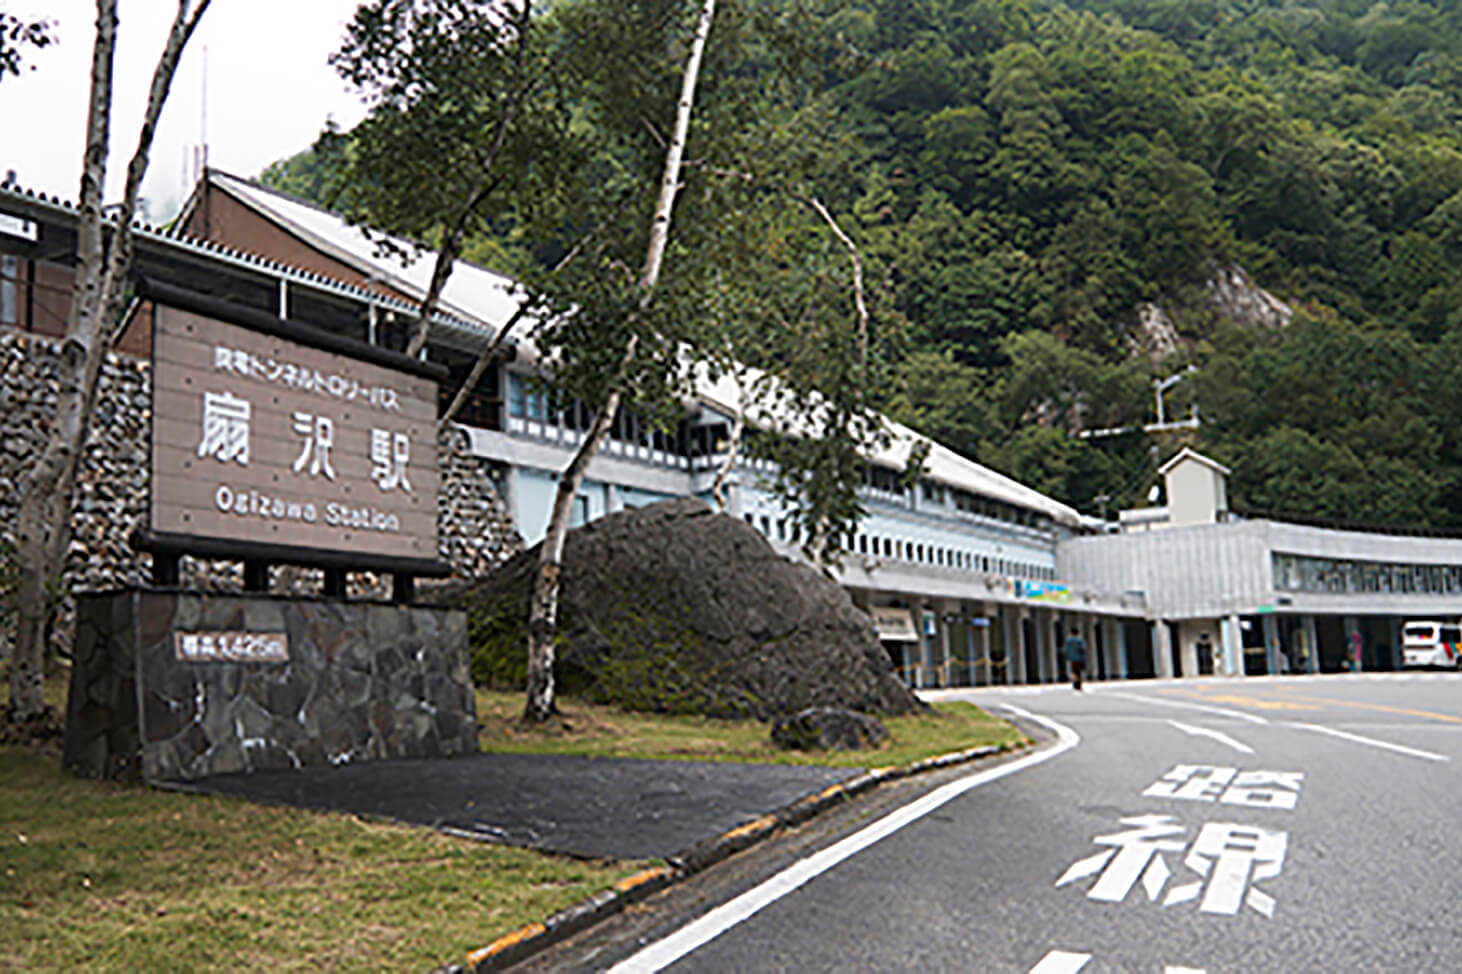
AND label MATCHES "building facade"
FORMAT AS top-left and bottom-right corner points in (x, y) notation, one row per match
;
(6, 172), (1461, 688)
